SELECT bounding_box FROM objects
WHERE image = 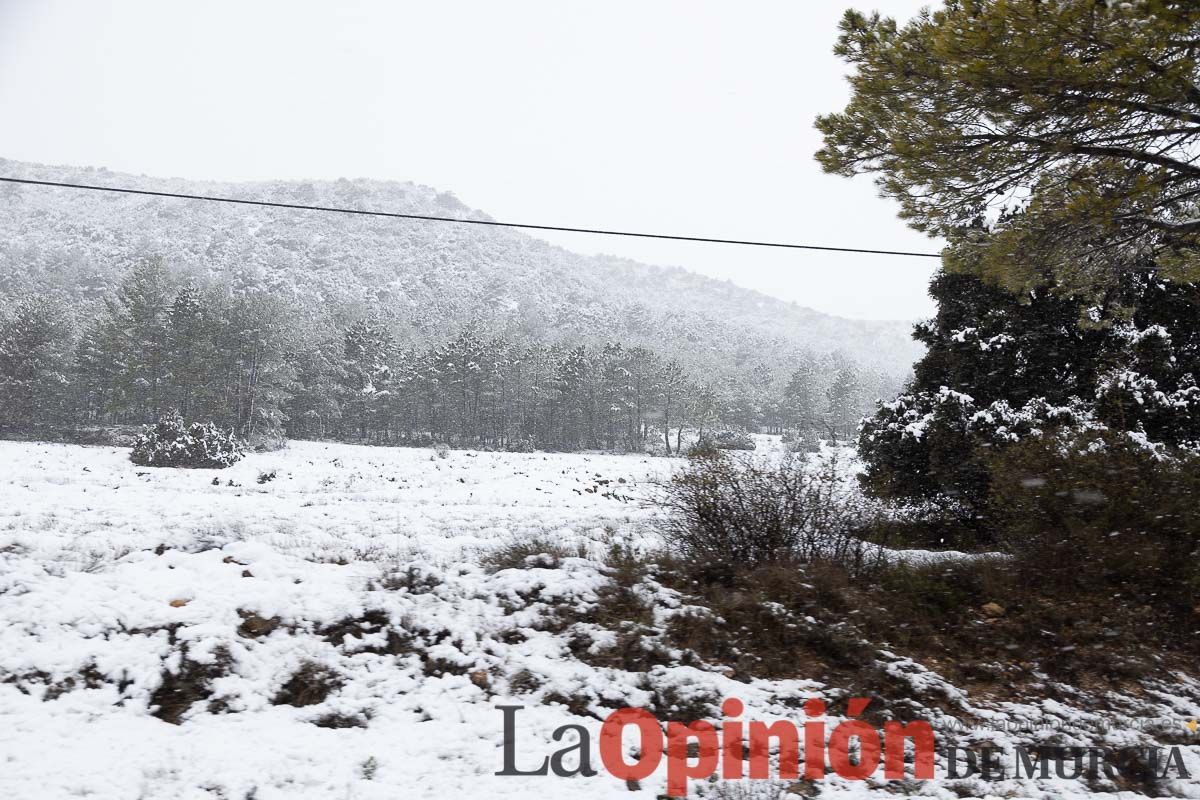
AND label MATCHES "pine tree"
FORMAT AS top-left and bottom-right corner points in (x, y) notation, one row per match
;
(624, 346), (661, 450)
(817, 1), (1200, 505)
(0, 295), (76, 428)
(105, 258), (173, 422)
(825, 360), (862, 442)
(599, 343), (633, 450)
(342, 318), (395, 440)
(221, 293), (298, 440)
(166, 283), (220, 421)
(75, 316), (123, 423)
(784, 357), (822, 437)
(858, 271), (1200, 504)
(286, 333), (345, 440)
(555, 345), (593, 449)
(659, 359), (688, 454)
(816, 0), (1200, 294)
